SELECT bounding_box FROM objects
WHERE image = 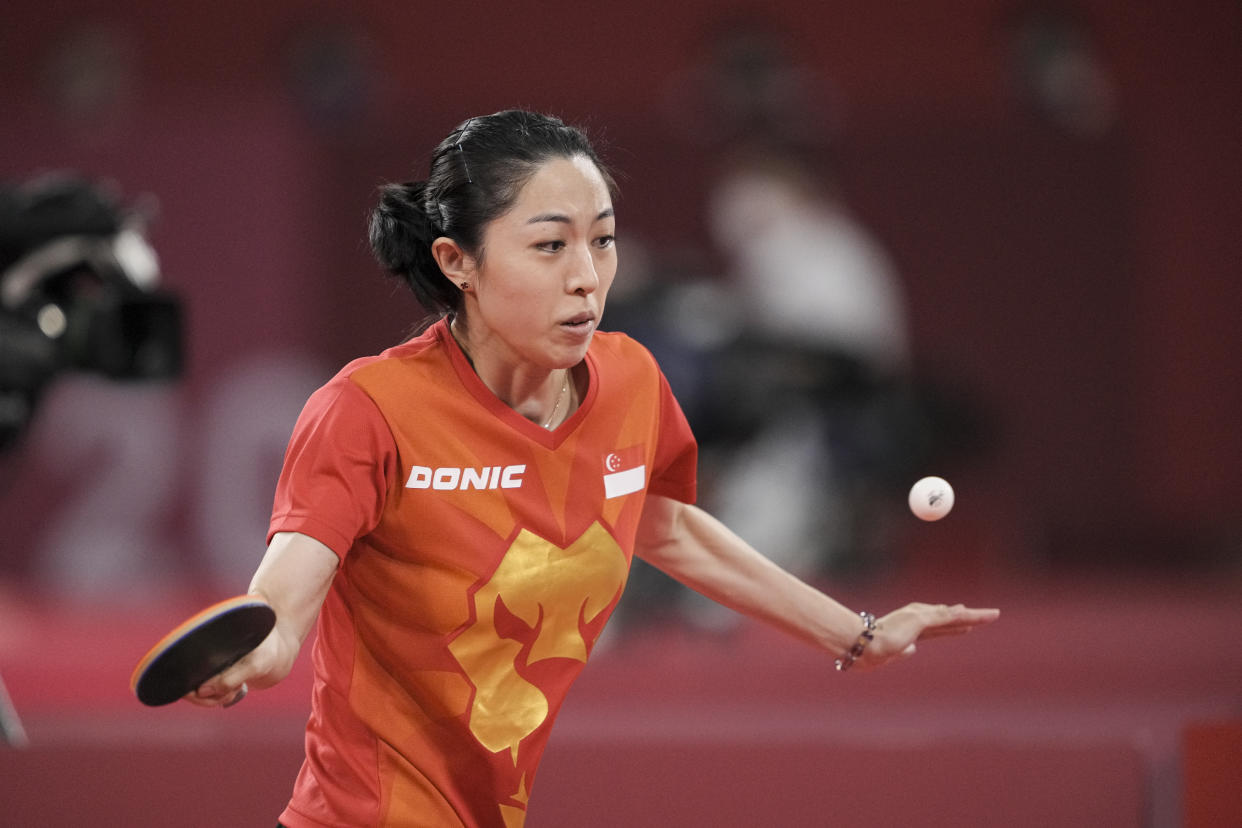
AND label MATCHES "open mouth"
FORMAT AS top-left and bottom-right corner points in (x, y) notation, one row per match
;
(561, 313), (595, 329)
